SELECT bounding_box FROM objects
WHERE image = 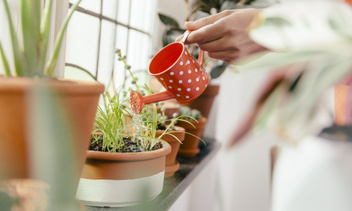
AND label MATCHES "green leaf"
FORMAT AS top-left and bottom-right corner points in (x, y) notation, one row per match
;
(46, 0), (82, 76)
(0, 43), (11, 76)
(210, 62), (228, 79)
(21, 0), (40, 76)
(39, 0), (53, 75)
(28, 84), (80, 210)
(2, 0), (25, 76)
(158, 13), (179, 28)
